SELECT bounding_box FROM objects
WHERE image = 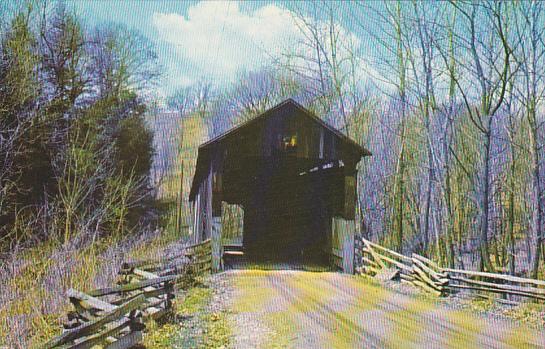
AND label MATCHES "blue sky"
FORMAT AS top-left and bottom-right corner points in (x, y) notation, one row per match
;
(67, 1), (379, 98)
